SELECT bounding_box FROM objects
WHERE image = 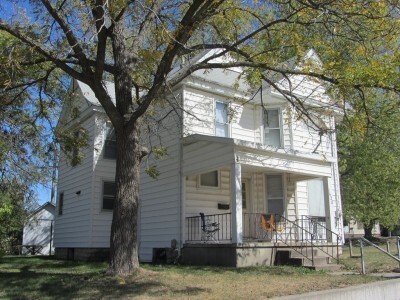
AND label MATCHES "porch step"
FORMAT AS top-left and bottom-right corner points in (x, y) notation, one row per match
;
(274, 249), (341, 271)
